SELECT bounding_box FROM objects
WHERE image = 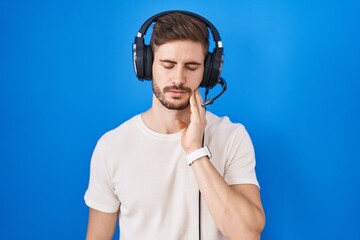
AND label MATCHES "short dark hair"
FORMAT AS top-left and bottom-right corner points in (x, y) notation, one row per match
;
(150, 13), (209, 55)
